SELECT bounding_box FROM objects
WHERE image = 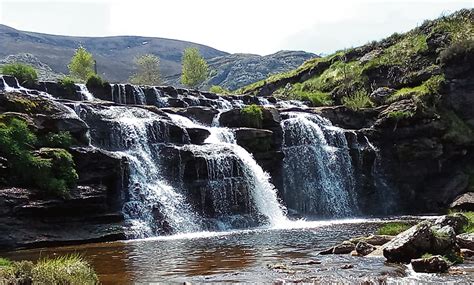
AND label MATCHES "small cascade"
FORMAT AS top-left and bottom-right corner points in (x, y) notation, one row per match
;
(78, 106), (201, 237)
(132, 86), (146, 105)
(152, 87), (169, 107)
(76, 84), (94, 101)
(257, 97), (273, 106)
(168, 114), (288, 227)
(281, 112), (358, 217)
